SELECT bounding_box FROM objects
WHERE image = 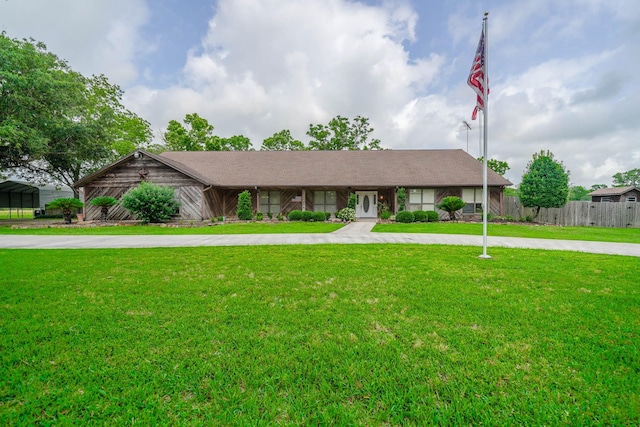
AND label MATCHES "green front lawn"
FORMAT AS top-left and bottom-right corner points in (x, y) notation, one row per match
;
(1, 245), (638, 425)
(374, 222), (640, 244)
(0, 221), (343, 235)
